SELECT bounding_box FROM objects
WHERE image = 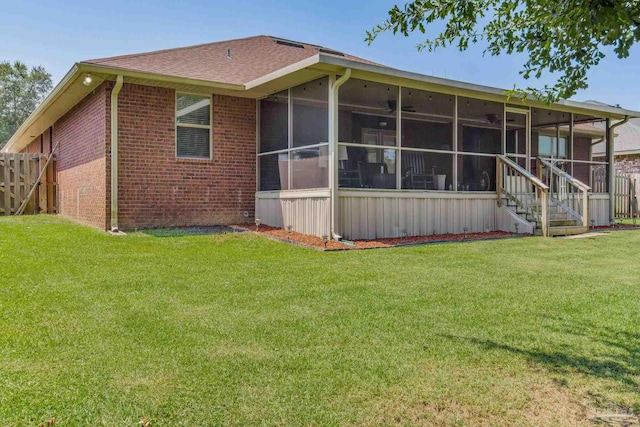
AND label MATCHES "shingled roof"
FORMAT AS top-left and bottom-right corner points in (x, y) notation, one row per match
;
(83, 35), (380, 85)
(592, 118), (640, 155)
(5, 35), (640, 154)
